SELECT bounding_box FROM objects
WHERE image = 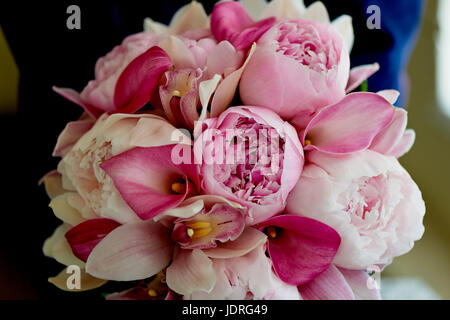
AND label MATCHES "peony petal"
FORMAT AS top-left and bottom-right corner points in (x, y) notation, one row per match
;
(210, 43), (256, 117)
(370, 108), (408, 155)
(301, 1), (330, 23)
(259, 215), (341, 286)
(258, 0), (306, 20)
(39, 170), (66, 199)
(240, 0), (268, 20)
(53, 119), (94, 157)
(299, 265), (355, 300)
(206, 41), (243, 78)
(303, 92), (395, 154)
(101, 145), (199, 220)
(346, 63), (380, 93)
(338, 268), (381, 300)
(65, 218), (121, 262)
(377, 89), (400, 105)
(48, 267), (108, 292)
(332, 15), (354, 52)
(143, 18), (169, 34)
(49, 192), (86, 226)
(158, 35), (197, 69)
(203, 227), (267, 259)
(211, 1), (276, 50)
(114, 46), (172, 114)
(52, 86), (102, 119)
(388, 129), (416, 158)
(86, 221), (173, 281)
(168, 1), (209, 35)
(166, 249), (216, 296)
